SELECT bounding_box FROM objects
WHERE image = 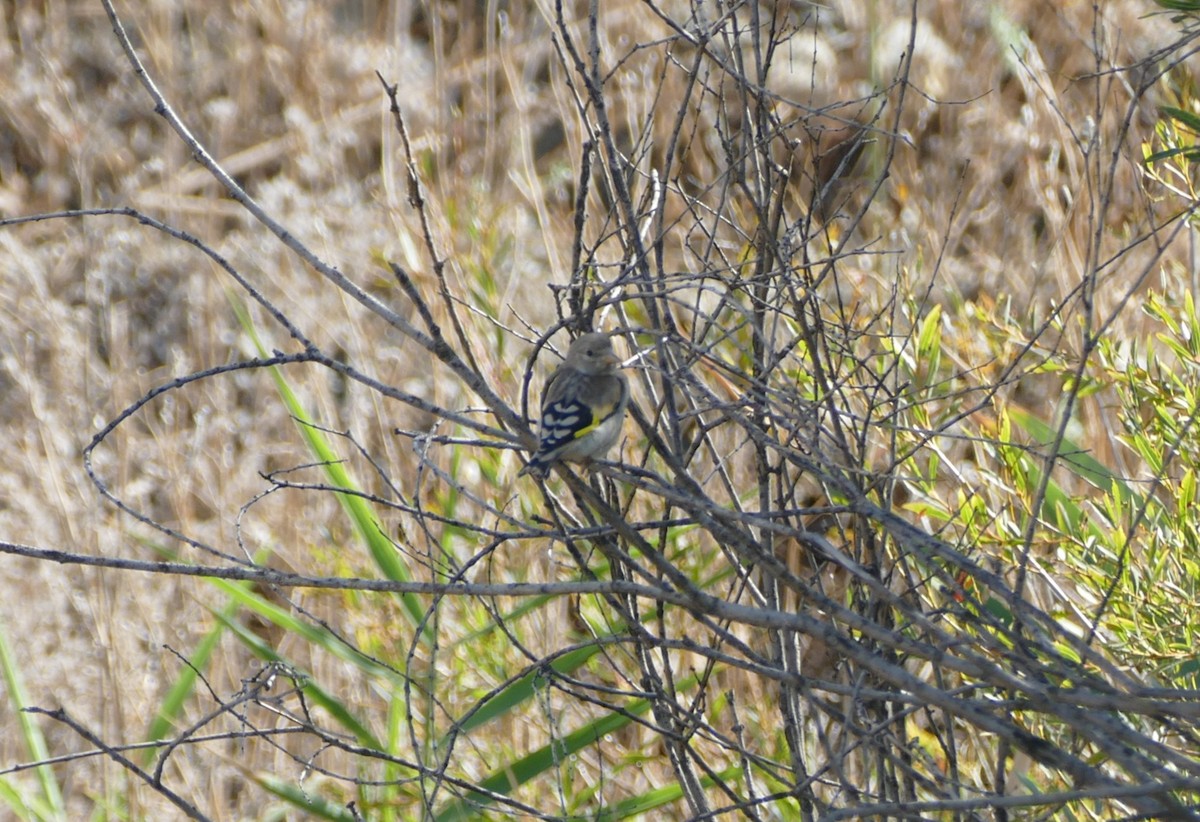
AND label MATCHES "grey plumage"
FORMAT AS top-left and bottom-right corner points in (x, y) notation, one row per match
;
(519, 332), (629, 477)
